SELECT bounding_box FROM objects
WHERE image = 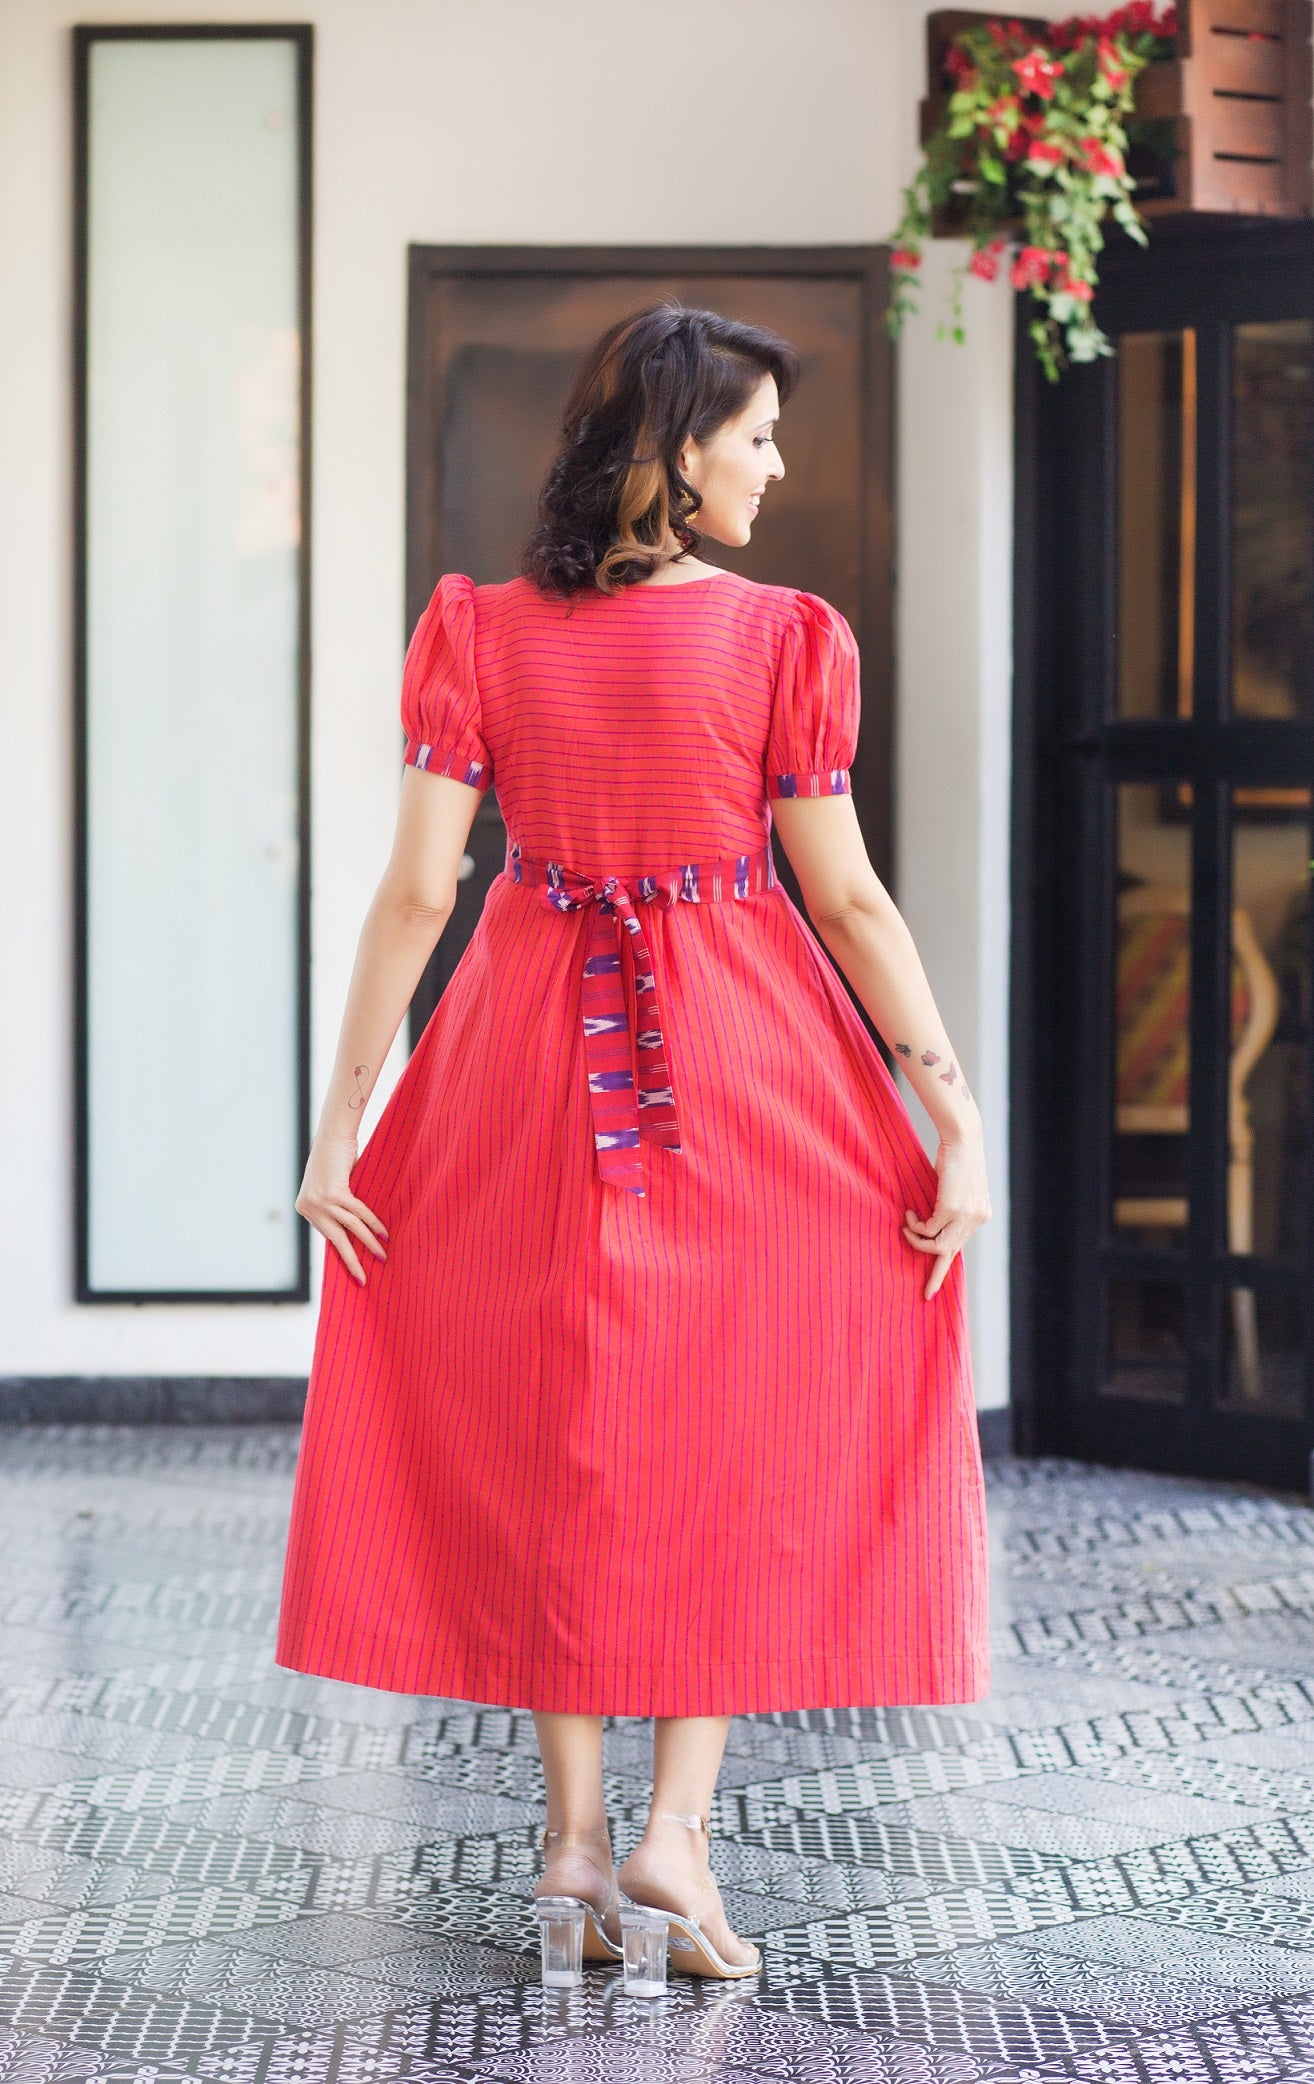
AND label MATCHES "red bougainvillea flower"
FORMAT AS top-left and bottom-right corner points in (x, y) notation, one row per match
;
(1081, 136), (1125, 176)
(1010, 245), (1055, 290)
(1012, 48), (1065, 98)
(1051, 1), (1175, 46)
(1026, 137), (1066, 168)
(891, 246), (922, 272)
(1121, 0), (1176, 34)
(1096, 35), (1128, 87)
(968, 238), (1009, 282)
